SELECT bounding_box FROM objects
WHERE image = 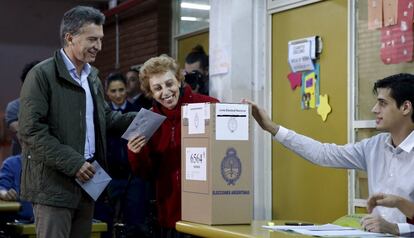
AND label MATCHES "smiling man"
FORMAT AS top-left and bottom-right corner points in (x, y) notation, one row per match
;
(244, 73), (414, 235)
(18, 6), (136, 238)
